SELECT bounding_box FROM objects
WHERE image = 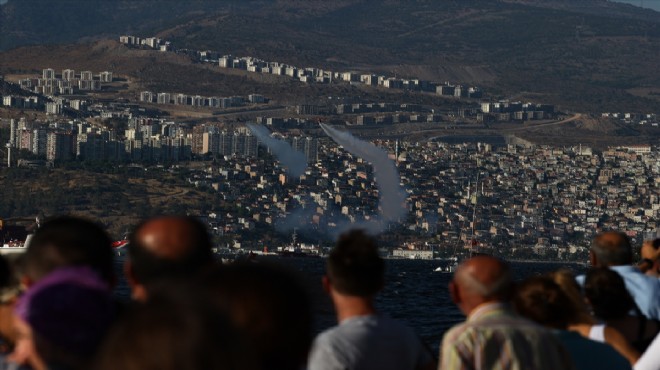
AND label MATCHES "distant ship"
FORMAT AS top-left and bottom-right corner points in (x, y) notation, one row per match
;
(277, 230), (321, 258)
